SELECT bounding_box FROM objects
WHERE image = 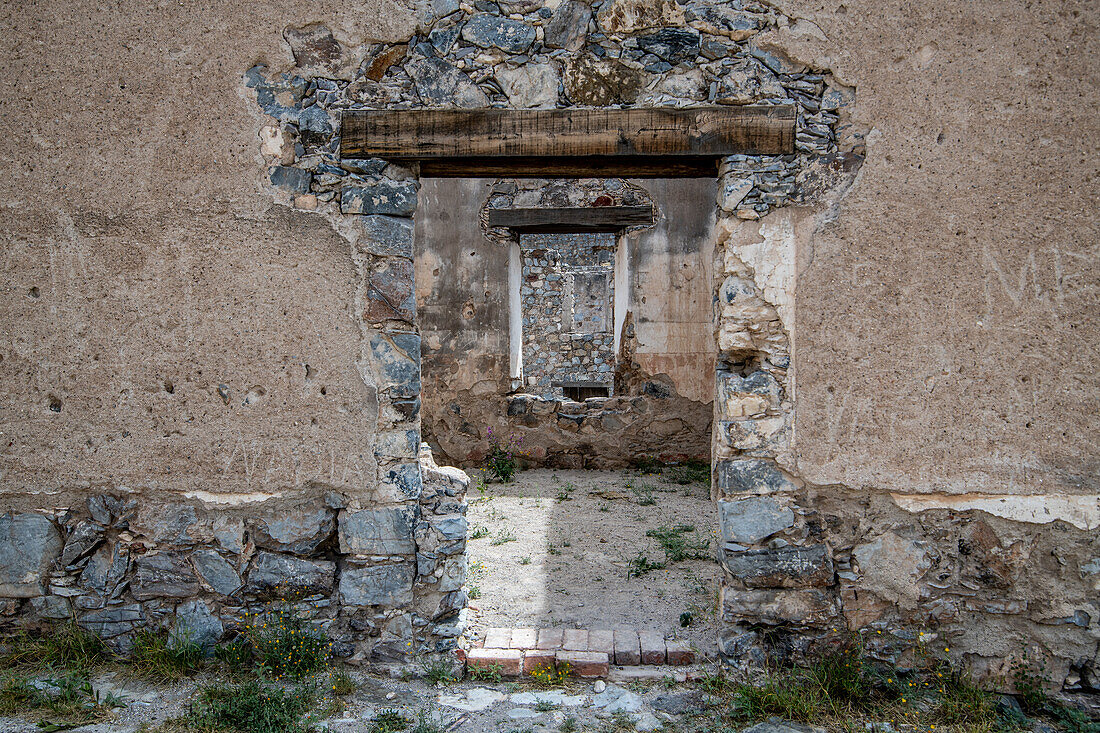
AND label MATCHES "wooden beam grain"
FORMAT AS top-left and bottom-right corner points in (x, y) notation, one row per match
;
(340, 107), (795, 168)
(416, 155), (722, 178)
(488, 206), (654, 232)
